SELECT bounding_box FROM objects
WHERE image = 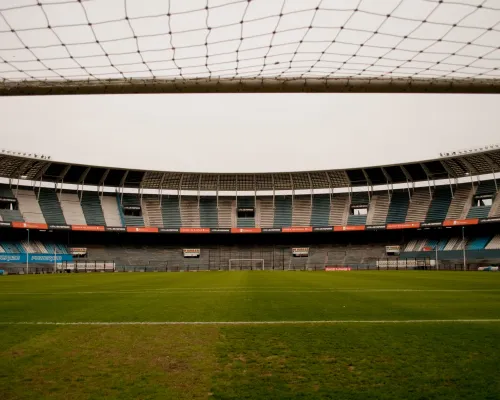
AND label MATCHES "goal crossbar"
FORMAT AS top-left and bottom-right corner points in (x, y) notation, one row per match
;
(228, 259), (265, 271)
